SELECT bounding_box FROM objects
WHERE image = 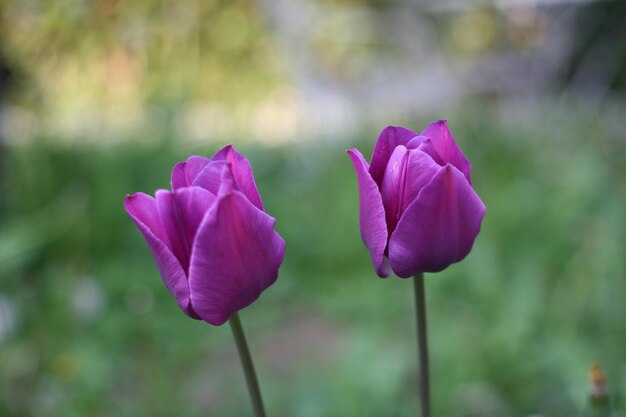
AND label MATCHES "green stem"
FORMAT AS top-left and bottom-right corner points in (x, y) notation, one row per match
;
(413, 273), (431, 417)
(229, 312), (267, 417)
